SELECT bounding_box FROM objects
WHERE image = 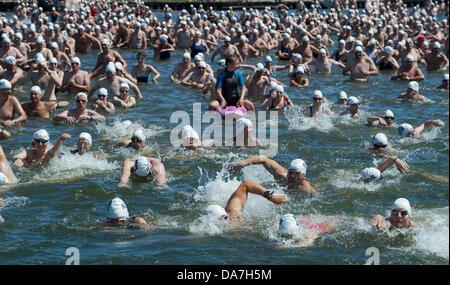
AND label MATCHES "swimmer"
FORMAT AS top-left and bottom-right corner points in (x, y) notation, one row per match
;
(307, 48), (346, 73)
(303, 90), (333, 118)
(229, 157), (317, 194)
(371, 198), (418, 230)
(21, 86), (69, 119)
(260, 84), (293, 110)
(90, 88), (115, 114)
(432, 73), (449, 90)
(367, 110), (397, 128)
(203, 179), (287, 224)
(276, 214), (335, 247)
(181, 125), (204, 151)
(234, 118), (261, 147)
(88, 62), (143, 101)
(335, 91), (347, 105)
(244, 63), (271, 97)
(153, 34), (175, 60)
(60, 57), (90, 94)
(397, 81), (429, 102)
(398, 120), (445, 139)
(365, 133), (397, 156)
(375, 46), (400, 71)
(180, 61), (215, 95)
(70, 132), (105, 159)
(98, 198), (148, 228)
(118, 156), (167, 187)
(13, 129), (71, 167)
(91, 38), (127, 78)
(170, 53), (195, 84)
(421, 42), (449, 71)
(114, 128), (151, 153)
(131, 52), (160, 84)
(340, 96), (360, 118)
(0, 79), (27, 127)
(0, 145), (14, 184)
(210, 36), (243, 63)
(289, 66), (309, 87)
(359, 156), (410, 183)
(113, 83), (136, 109)
(391, 55), (425, 81)
(343, 46), (379, 81)
(0, 56), (24, 87)
(54, 92), (105, 124)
